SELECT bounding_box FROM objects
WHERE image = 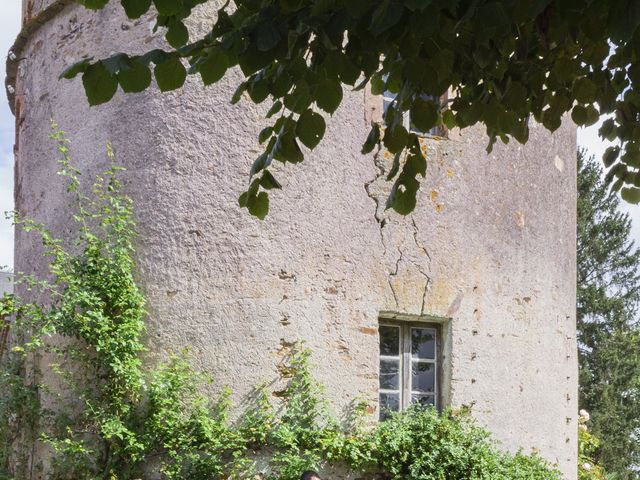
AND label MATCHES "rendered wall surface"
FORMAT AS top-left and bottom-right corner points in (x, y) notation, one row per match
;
(10, 2), (578, 478)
